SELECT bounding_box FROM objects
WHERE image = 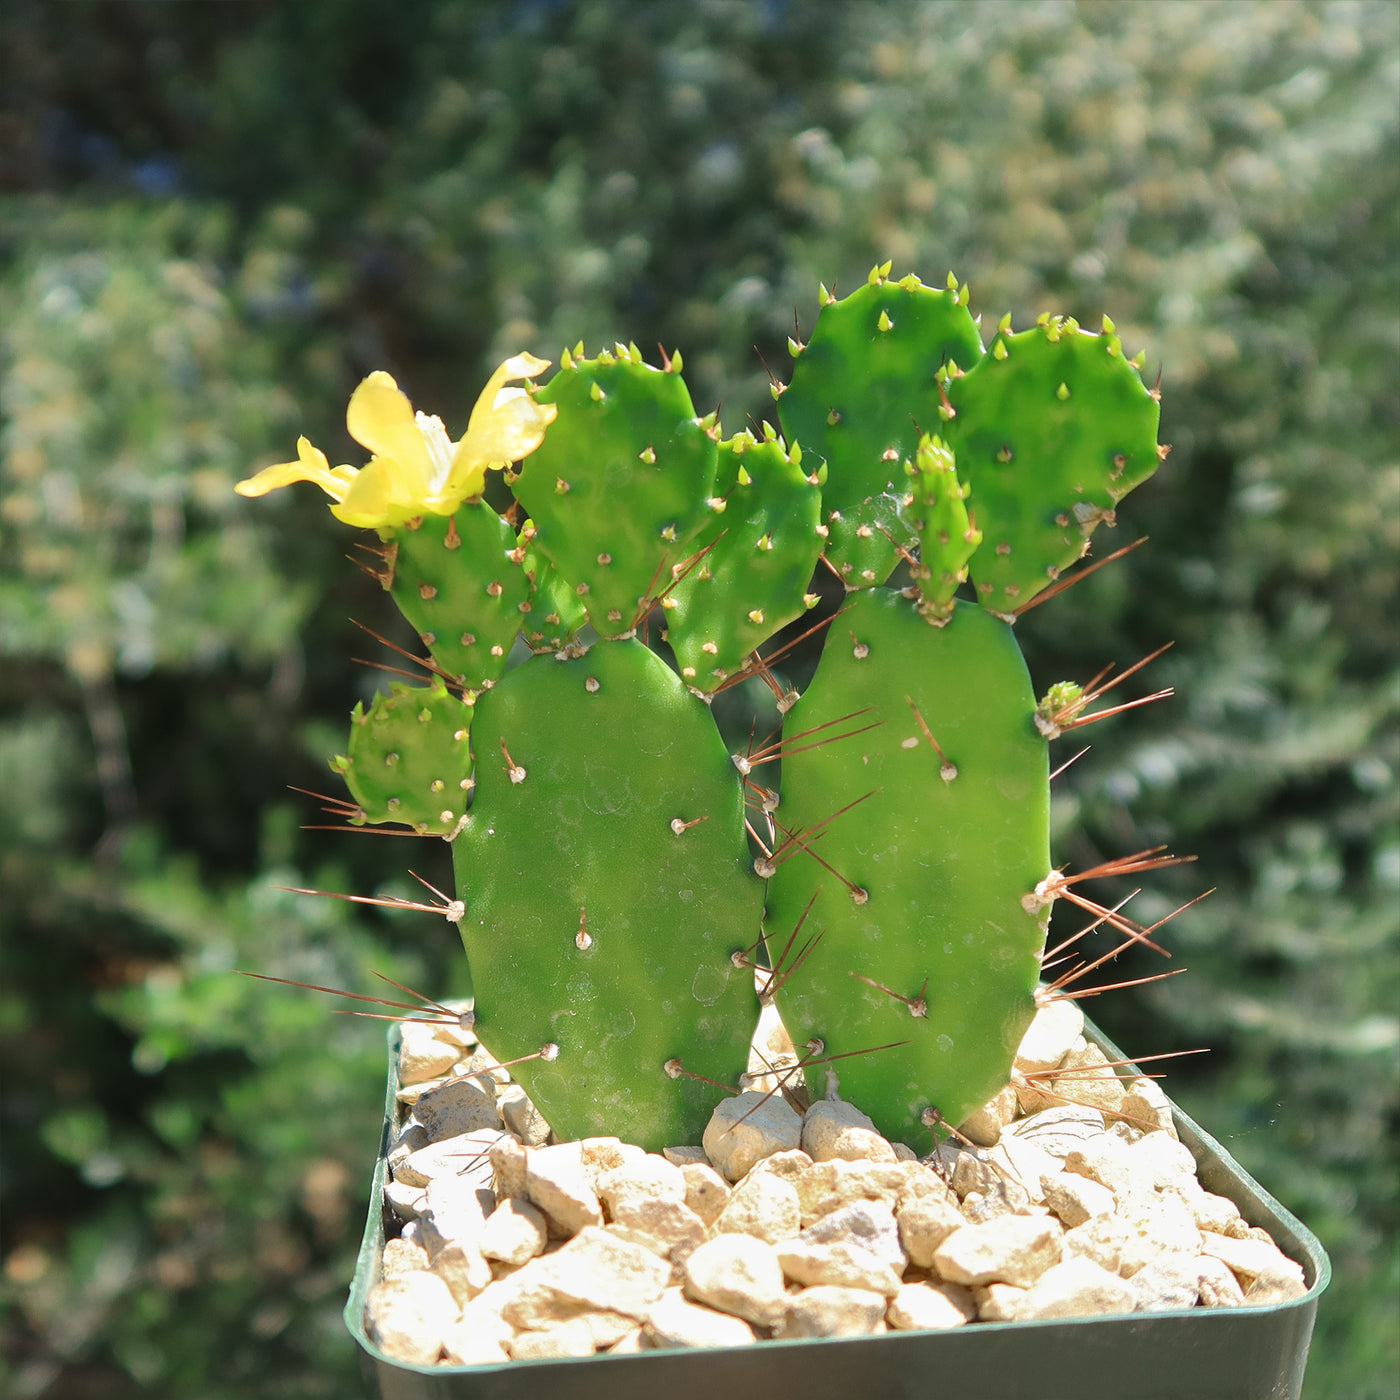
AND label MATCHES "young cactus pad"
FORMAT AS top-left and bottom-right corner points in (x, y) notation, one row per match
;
(778, 268), (983, 589)
(511, 347), (720, 637)
(381, 501), (530, 691)
(762, 590), (1049, 1142)
(942, 316), (1162, 615)
(452, 638), (762, 1148)
(664, 428), (824, 690)
(332, 677), (472, 836)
